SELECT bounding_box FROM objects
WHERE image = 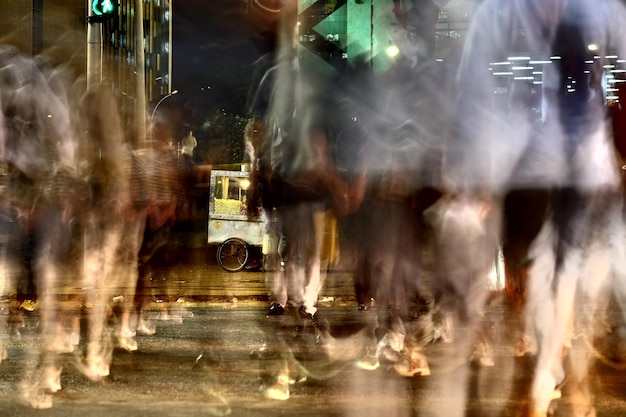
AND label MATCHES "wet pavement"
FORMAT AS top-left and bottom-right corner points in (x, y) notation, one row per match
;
(1, 244), (626, 416)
